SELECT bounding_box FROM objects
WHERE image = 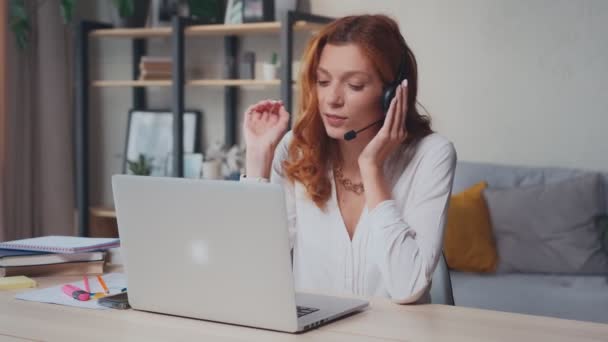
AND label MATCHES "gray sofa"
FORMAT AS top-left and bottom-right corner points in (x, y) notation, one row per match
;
(449, 161), (608, 324)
